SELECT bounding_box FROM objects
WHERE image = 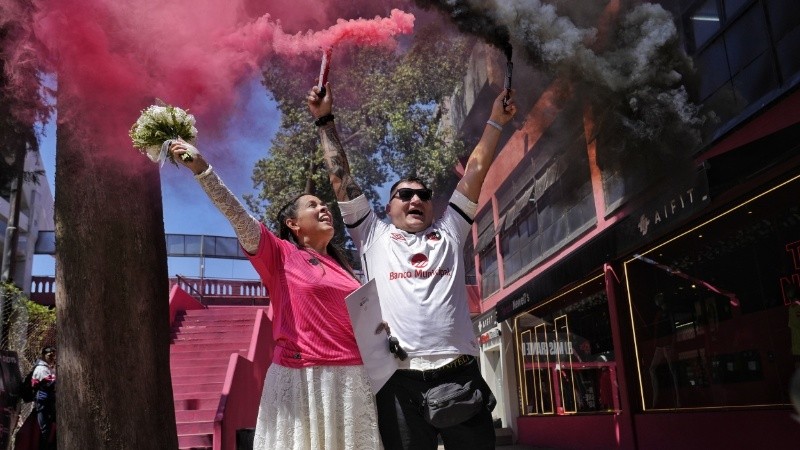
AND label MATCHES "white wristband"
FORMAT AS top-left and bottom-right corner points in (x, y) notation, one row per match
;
(195, 164), (213, 179)
(486, 120), (503, 131)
